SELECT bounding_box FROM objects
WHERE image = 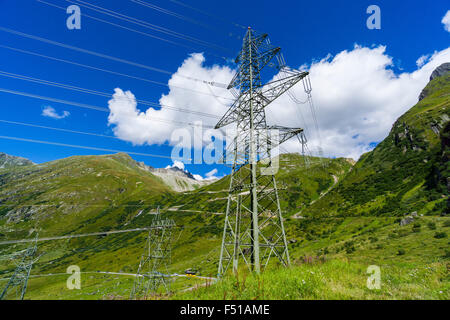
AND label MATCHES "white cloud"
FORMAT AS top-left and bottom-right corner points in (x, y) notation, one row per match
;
(442, 10), (450, 32)
(108, 45), (450, 161)
(192, 168), (220, 181)
(265, 45), (450, 160)
(166, 160), (185, 170)
(107, 53), (234, 147)
(416, 54), (430, 67)
(42, 106), (70, 119)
